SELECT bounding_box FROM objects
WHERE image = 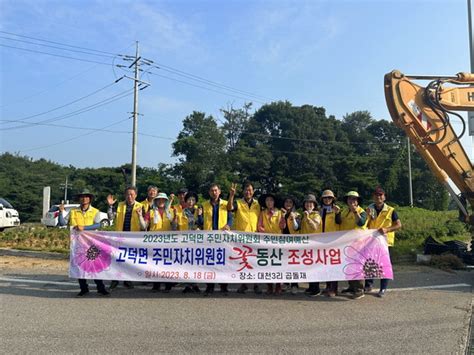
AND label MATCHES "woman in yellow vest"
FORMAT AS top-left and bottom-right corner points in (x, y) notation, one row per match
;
(257, 193), (286, 295)
(365, 187), (401, 298)
(300, 194), (323, 297)
(179, 191), (203, 294)
(281, 196), (300, 294)
(145, 192), (177, 293)
(318, 189), (342, 297)
(339, 191), (367, 300)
